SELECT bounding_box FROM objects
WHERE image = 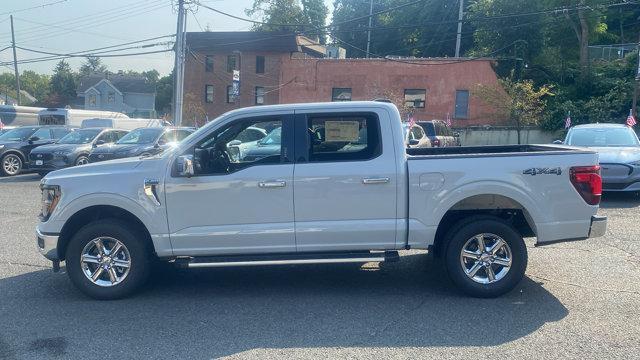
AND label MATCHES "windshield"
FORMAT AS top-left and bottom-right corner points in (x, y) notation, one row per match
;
(258, 127), (281, 145)
(57, 129), (101, 144)
(566, 127), (640, 147)
(117, 128), (162, 144)
(0, 127), (38, 142)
